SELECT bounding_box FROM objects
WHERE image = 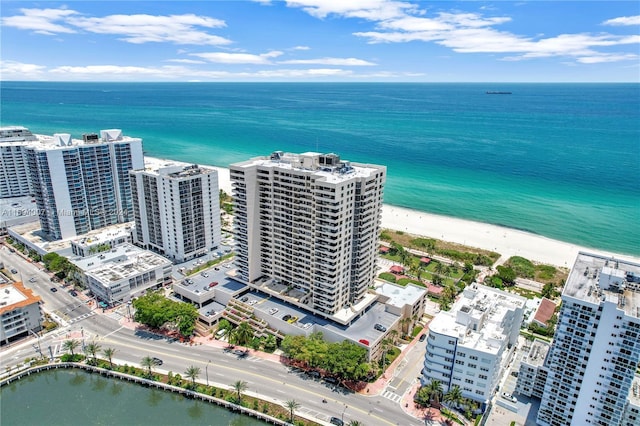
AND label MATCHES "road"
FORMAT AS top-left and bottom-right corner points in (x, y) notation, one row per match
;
(0, 245), (425, 426)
